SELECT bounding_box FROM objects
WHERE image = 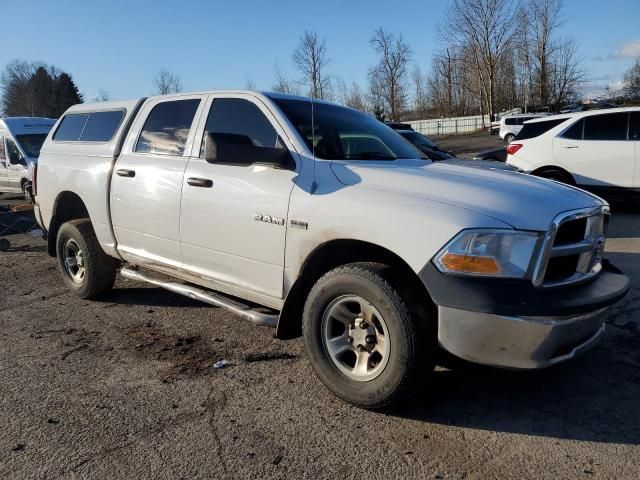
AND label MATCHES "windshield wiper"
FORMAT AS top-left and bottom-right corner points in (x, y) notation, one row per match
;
(344, 151), (397, 160)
